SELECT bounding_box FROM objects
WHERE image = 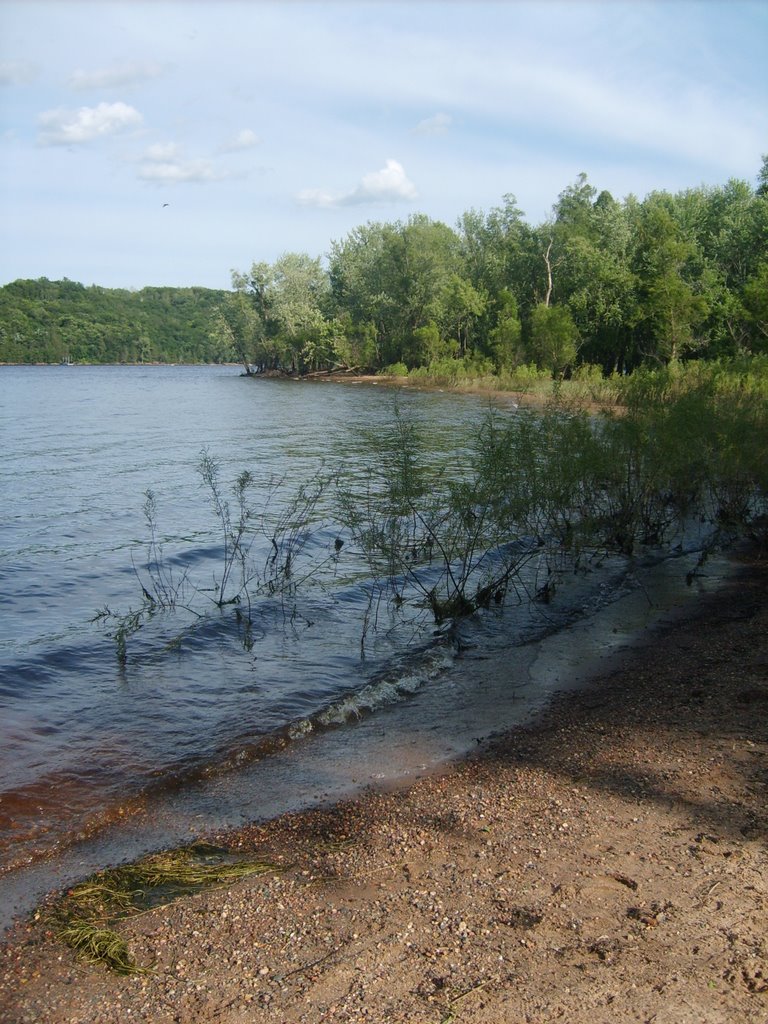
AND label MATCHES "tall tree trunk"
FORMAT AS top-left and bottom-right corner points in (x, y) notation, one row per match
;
(543, 239), (554, 307)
